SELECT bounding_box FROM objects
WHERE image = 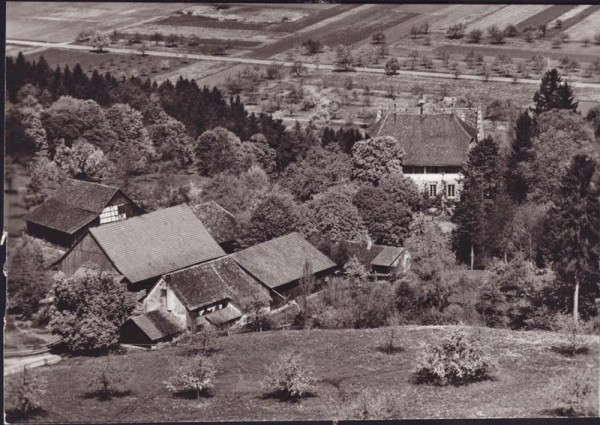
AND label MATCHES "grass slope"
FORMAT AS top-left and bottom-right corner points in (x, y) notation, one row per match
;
(23, 326), (599, 421)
